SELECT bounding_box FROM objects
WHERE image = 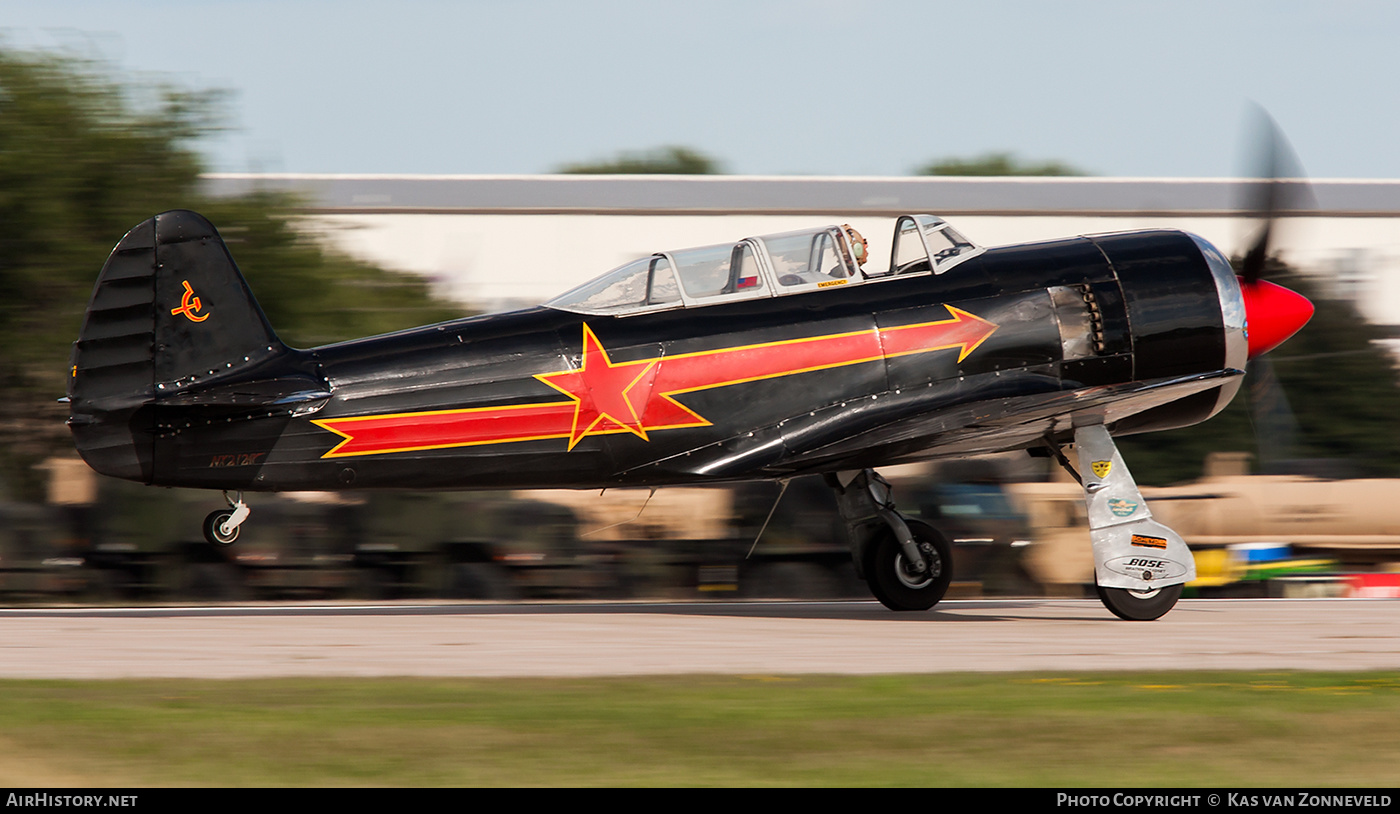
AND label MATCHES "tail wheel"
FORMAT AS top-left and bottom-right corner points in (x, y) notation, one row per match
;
(1095, 583), (1183, 621)
(864, 520), (952, 612)
(203, 510), (239, 545)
